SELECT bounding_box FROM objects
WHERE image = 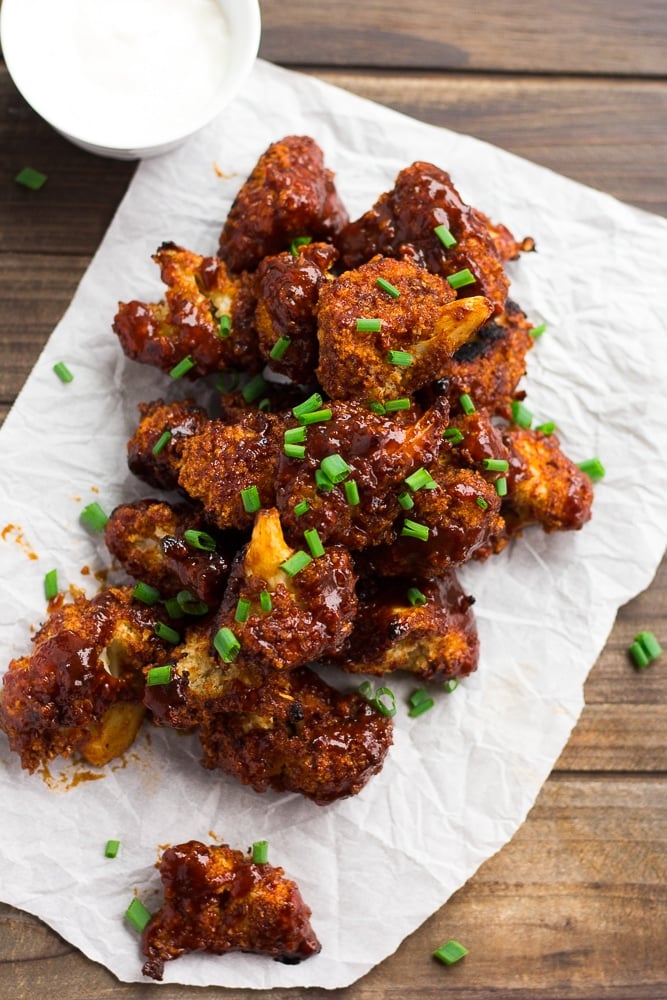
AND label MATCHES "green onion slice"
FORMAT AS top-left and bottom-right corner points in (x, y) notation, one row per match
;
(320, 454), (351, 484)
(408, 696), (435, 718)
(183, 529), (216, 551)
(104, 839), (120, 858)
(284, 426), (307, 444)
(357, 680), (374, 700)
(290, 236), (312, 256)
(314, 469), (335, 491)
(476, 496), (489, 510)
(169, 356), (195, 380)
(376, 276), (400, 298)
(482, 458), (509, 472)
(240, 485), (261, 513)
(386, 349), (413, 366)
(259, 590), (273, 613)
(344, 479), (360, 506)
(459, 392), (476, 415)
(16, 166), (48, 190)
(401, 519), (430, 541)
(372, 686), (397, 718)
(368, 401), (387, 415)
(252, 839), (269, 864)
(635, 630), (662, 660)
(495, 477), (508, 498)
(531, 322), (547, 338)
(434, 223), (457, 249)
(269, 335), (291, 360)
(44, 568), (59, 601)
(535, 421), (556, 435)
(293, 393), (323, 419)
(152, 430), (172, 456)
(164, 597), (184, 619)
(447, 268), (476, 289)
(80, 502), (109, 532)
(284, 442), (306, 460)
(214, 626), (241, 662)
(304, 527), (325, 558)
(280, 550), (313, 576)
(577, 457), (606, 481)
(125, 898), (152, 933)
(356, 317), (382, 332)
(218, 313), (232, 338)
(235, 598), (251, 623)
(242, 373), (267, 403)
(294, 500), (310, 516)
(216, 370), (241, 393)
(510, 400), (533, 428)
(407, 587), (427, 607)
(384, 397), (410, 412)
(299, 408), (332, 425)
(154, 622), (180, 644)
(397, 491), (415, 510)
(132, 581), (160, 606)
(146, 665), (173, 686)
(433, 939), (468, 965)
(176, 590), (209, 616)
(443, 427), (464, 445)
(444, 678), (459, 693)
(53, 361), (74, 383)
(405, 467), (437, 492)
